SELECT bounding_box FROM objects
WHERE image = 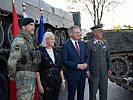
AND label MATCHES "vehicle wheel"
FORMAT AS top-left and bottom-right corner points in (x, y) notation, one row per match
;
(47, 28), (52, 32)
(0, 24), (4, 48)
(4, 24), (13, 48)
(34, 27), (39, 44)
(0, 73), (8, 100)
(54, 30), (60, 46)
(61, 31), (66, 45)
(111, 56), (130, 80)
